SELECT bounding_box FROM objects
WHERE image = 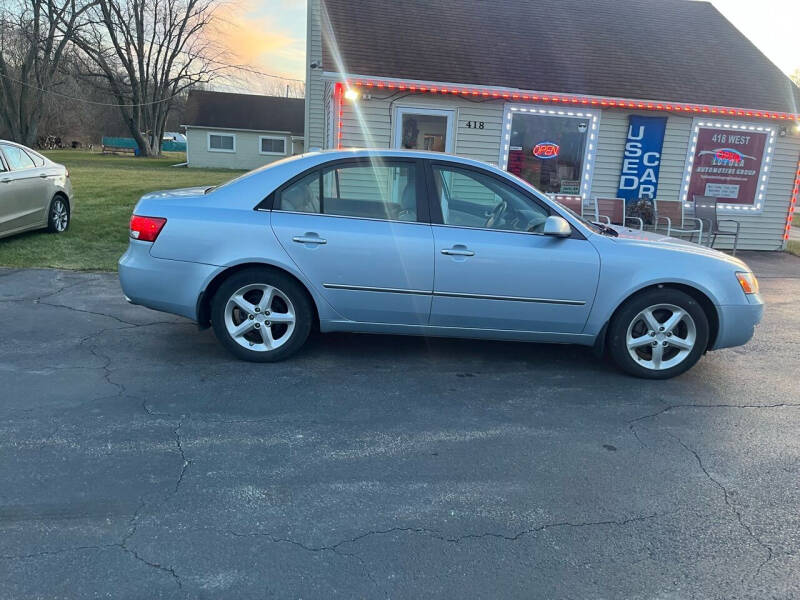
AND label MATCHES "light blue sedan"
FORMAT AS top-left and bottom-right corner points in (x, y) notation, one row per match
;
(119, 150), (763, 379)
